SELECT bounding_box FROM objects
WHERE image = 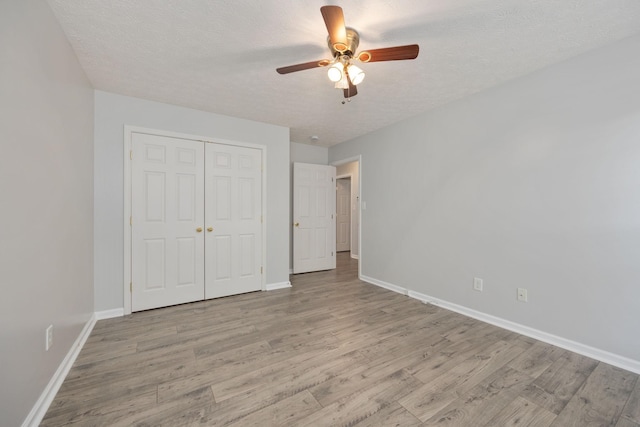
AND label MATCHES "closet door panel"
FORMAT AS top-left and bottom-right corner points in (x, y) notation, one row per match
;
(130, 132), (263, 310)
(205, 143), (262, 299)
(131, 133), (205, 311)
